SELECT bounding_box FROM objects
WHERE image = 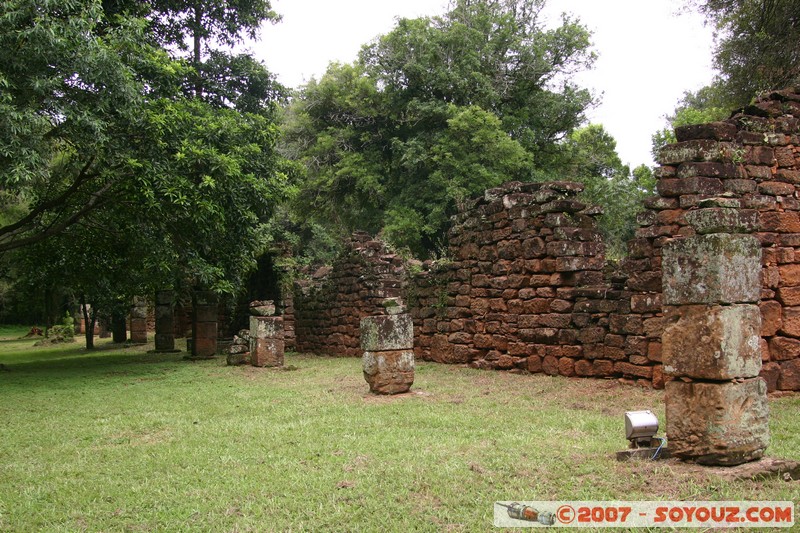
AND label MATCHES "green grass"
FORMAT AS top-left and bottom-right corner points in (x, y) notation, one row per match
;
(0, 330), (798, 532)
